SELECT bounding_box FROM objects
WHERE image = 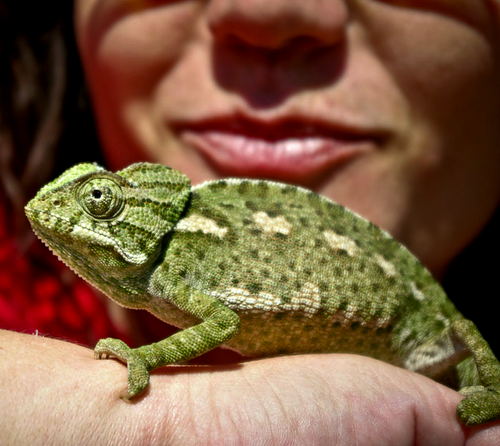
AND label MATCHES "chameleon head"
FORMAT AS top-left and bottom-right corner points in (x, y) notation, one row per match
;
(25, 162), (191, 302)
